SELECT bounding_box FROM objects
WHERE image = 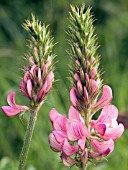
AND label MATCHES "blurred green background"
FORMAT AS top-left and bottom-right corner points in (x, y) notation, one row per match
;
(0, 0), (128, 170)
